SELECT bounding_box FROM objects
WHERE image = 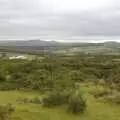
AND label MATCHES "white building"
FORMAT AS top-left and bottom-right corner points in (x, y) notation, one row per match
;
(9, 56), (27, 60)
